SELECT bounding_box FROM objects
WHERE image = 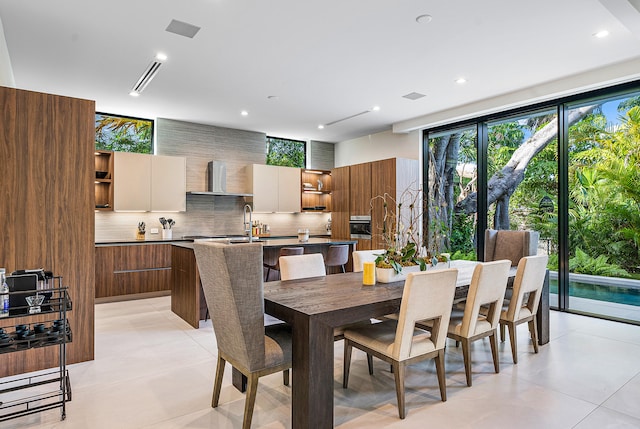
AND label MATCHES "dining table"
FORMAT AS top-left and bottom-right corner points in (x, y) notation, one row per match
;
(260, 260), (549, 429)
